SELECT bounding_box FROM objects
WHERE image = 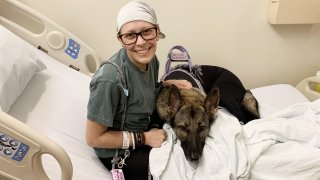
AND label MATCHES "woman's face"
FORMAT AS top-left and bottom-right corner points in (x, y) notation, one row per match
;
(118, 20), (160, 71)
